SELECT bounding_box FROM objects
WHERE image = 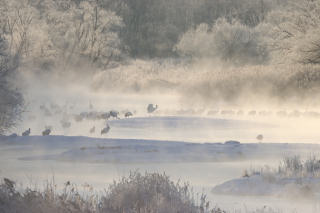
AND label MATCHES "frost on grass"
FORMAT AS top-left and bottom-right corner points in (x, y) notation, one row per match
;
(213, 155), (320, 198)
(0, 172), (224, 213)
